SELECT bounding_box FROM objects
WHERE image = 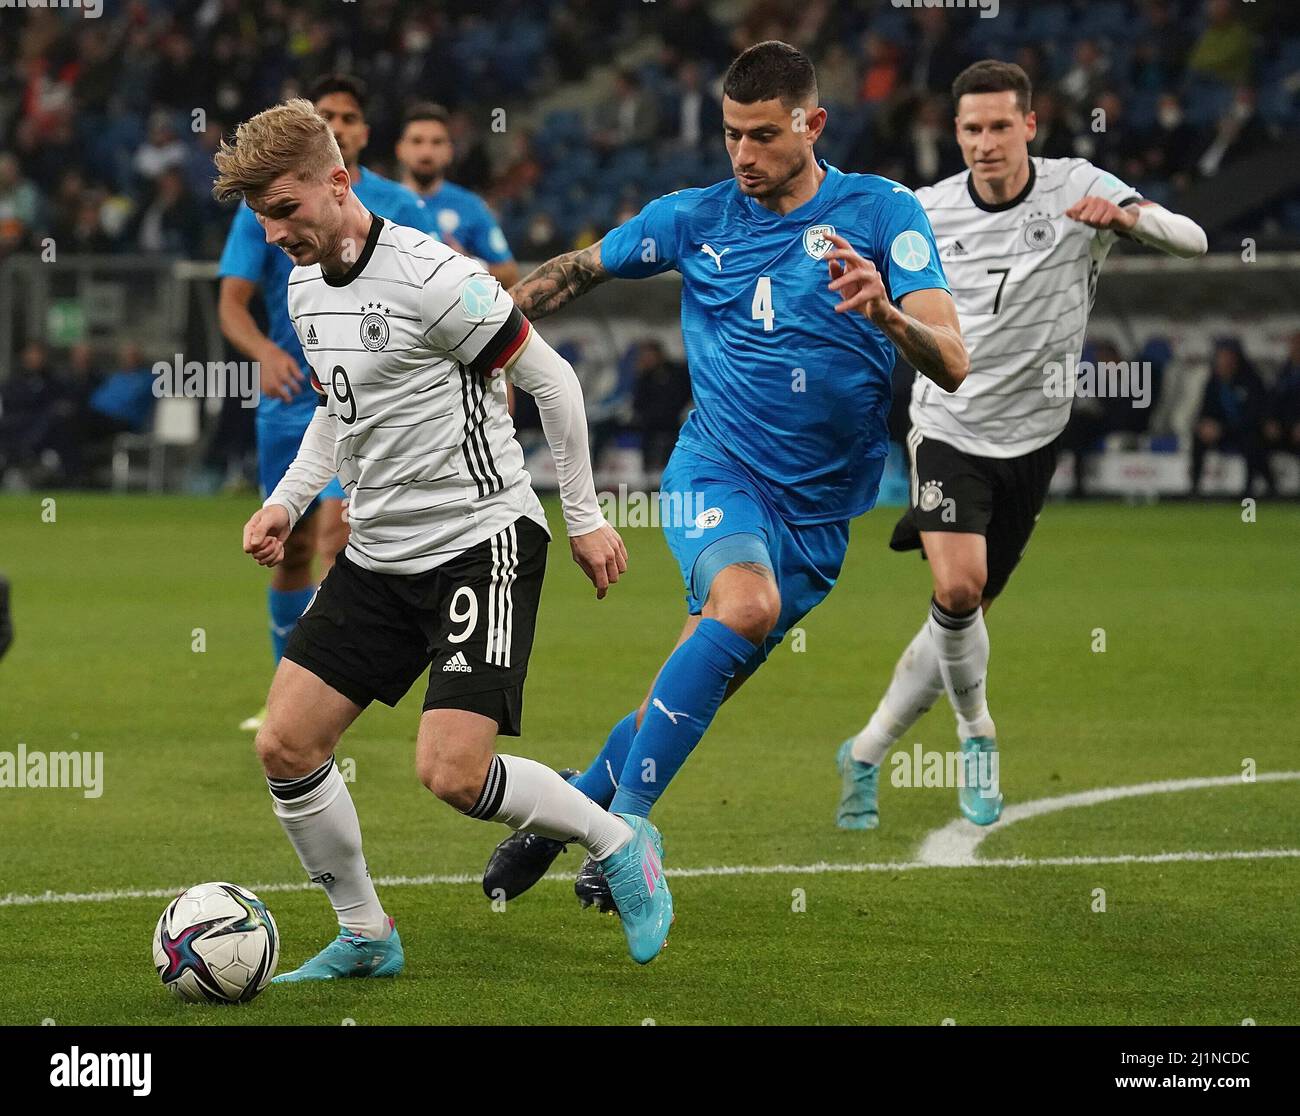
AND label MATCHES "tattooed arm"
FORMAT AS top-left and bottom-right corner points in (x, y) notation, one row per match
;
(508, 242), (611, 320)
(823, 232), (968, 393)
(889, 289), (968, 393)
